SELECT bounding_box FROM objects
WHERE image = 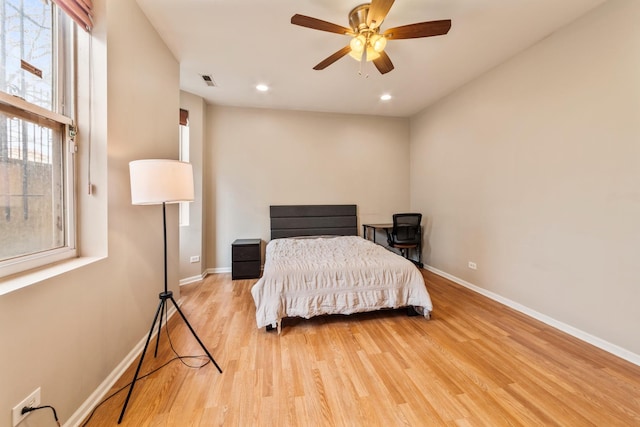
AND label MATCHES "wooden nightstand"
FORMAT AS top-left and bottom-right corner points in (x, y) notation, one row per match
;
(231, 239), (261, 280)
